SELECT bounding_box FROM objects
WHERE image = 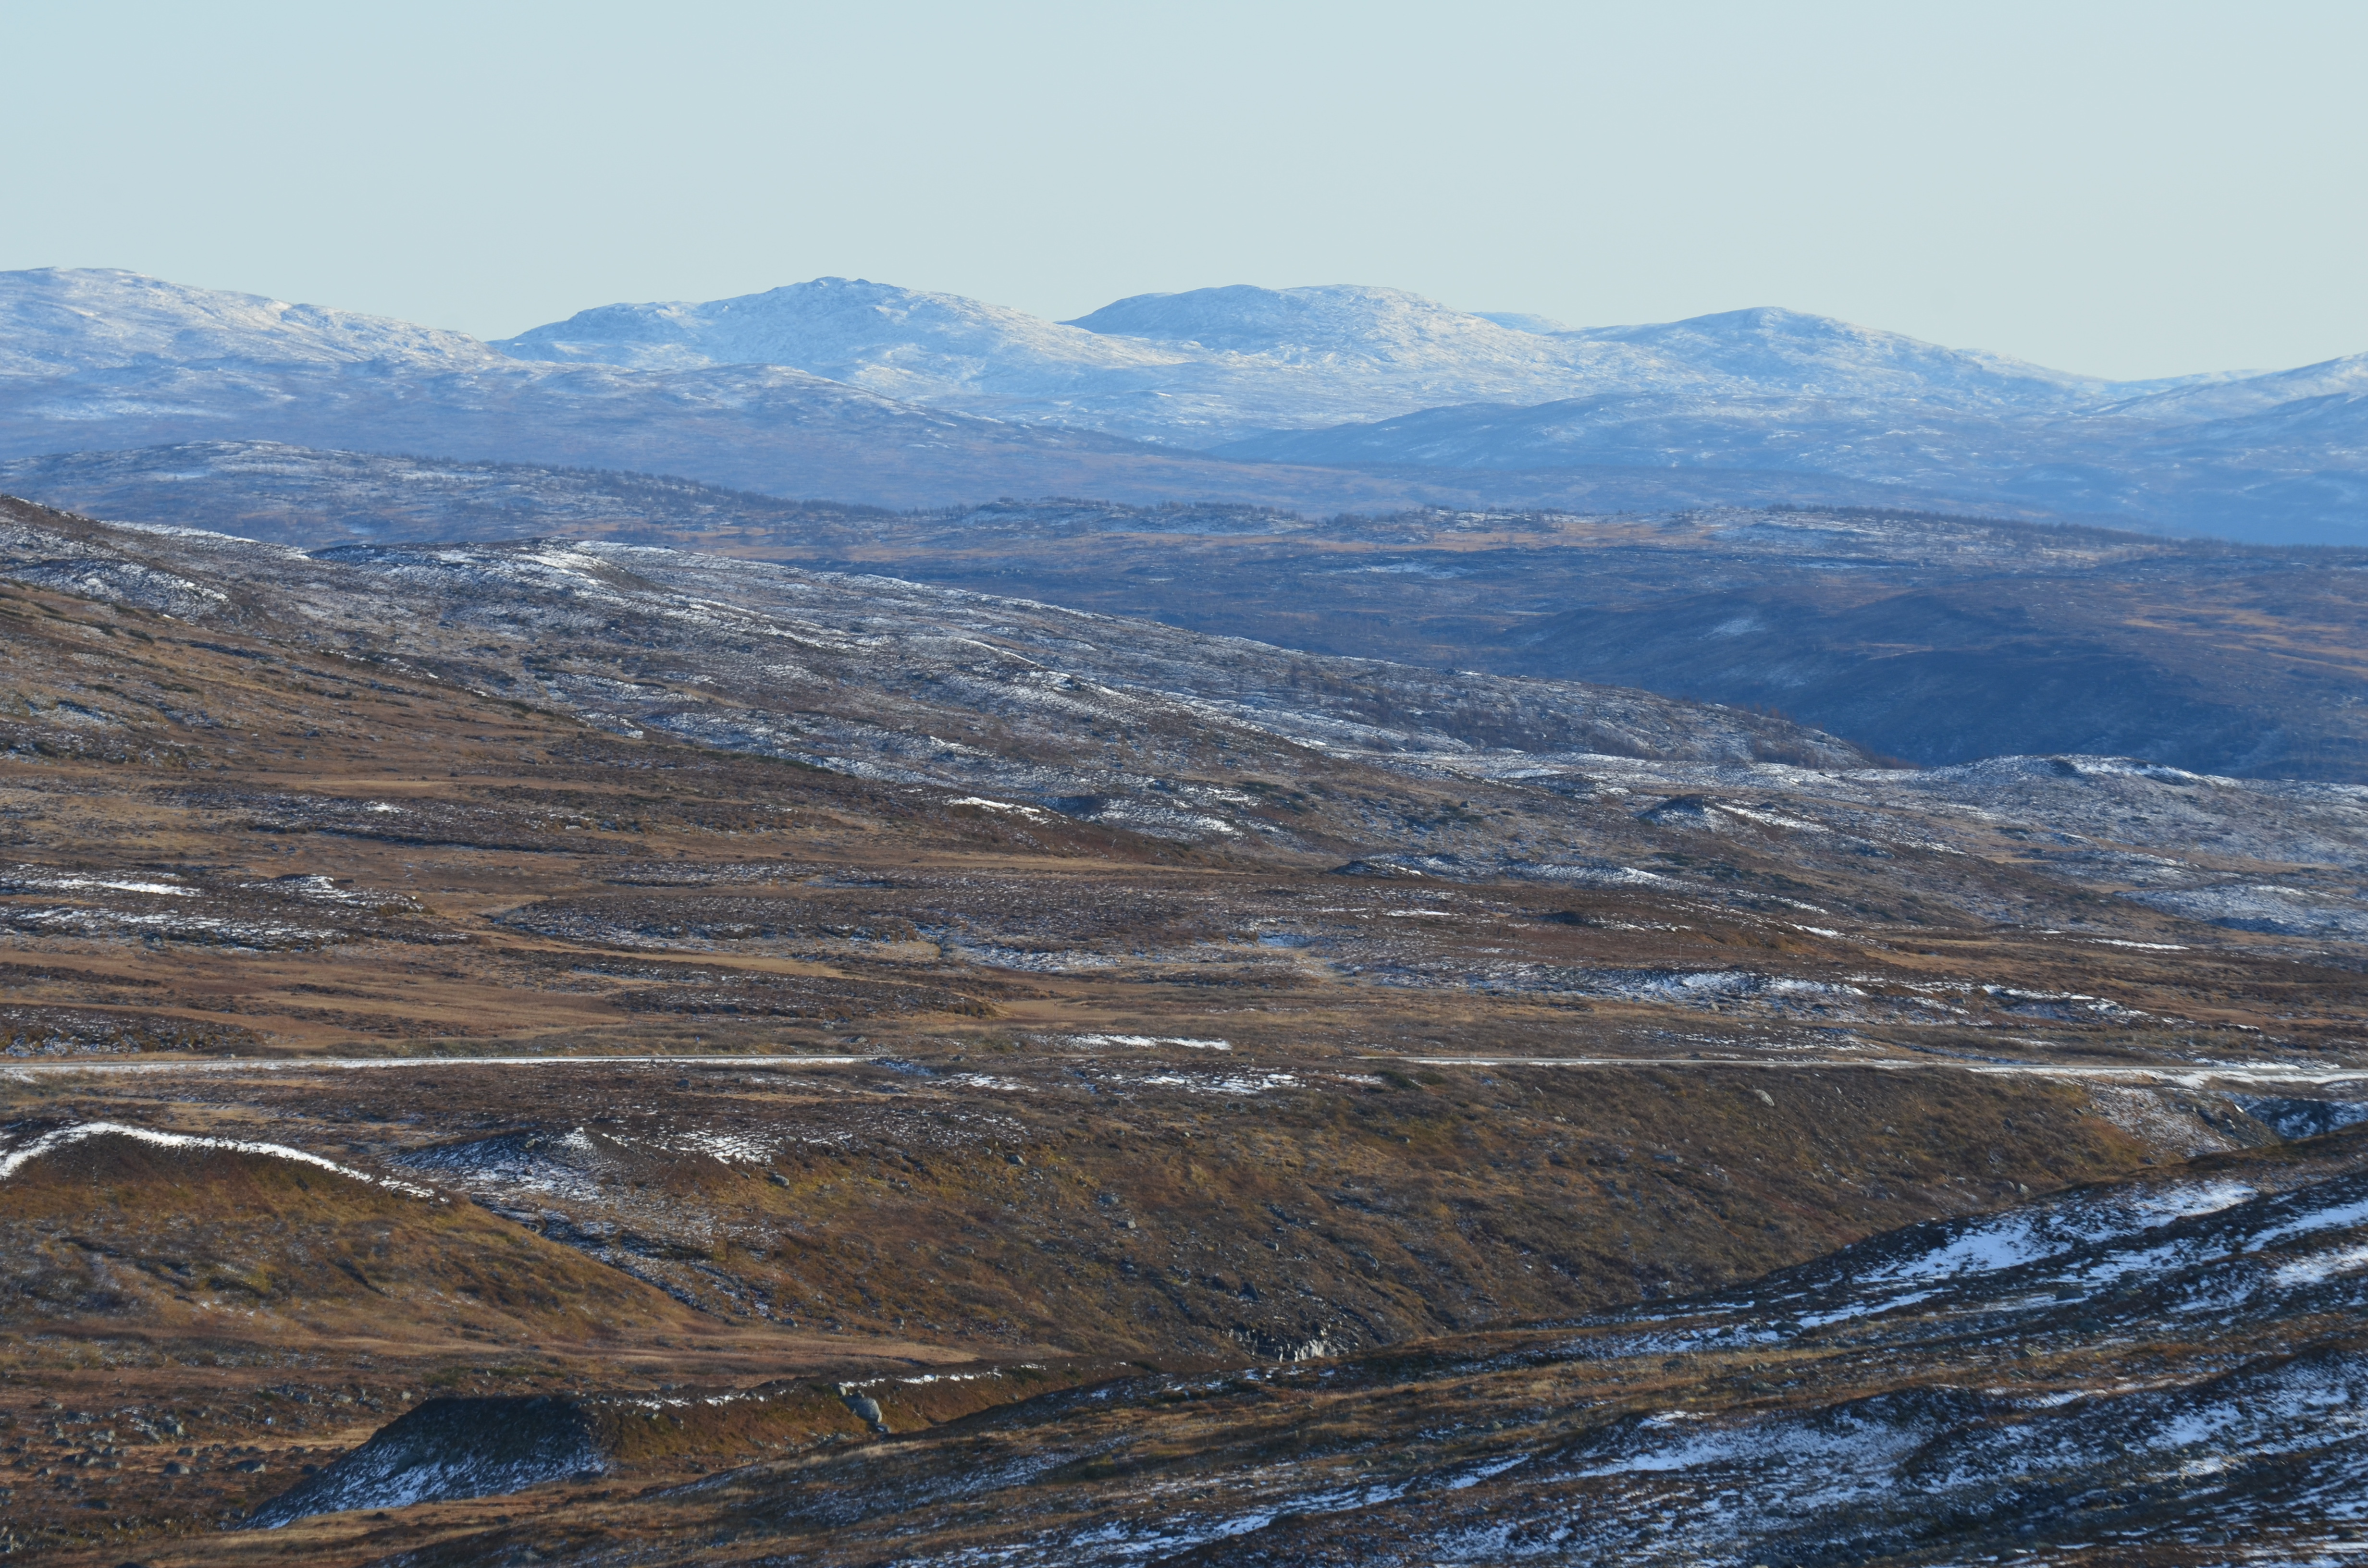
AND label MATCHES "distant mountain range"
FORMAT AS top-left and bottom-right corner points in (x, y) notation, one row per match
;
(2, 268), (2364, 540)
(494, 281), (2166, 441)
